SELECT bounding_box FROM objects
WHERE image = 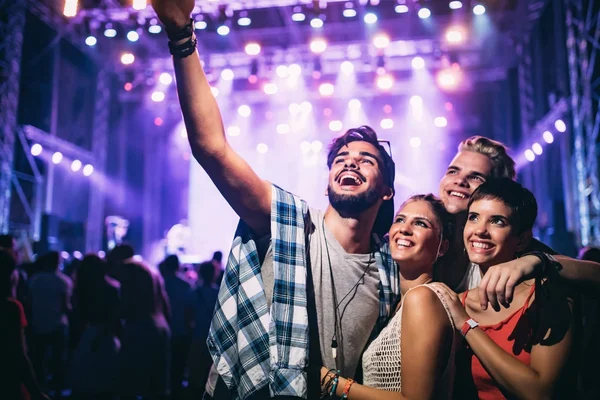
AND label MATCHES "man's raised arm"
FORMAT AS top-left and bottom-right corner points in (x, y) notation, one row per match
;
(152, 0), (271, 236)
